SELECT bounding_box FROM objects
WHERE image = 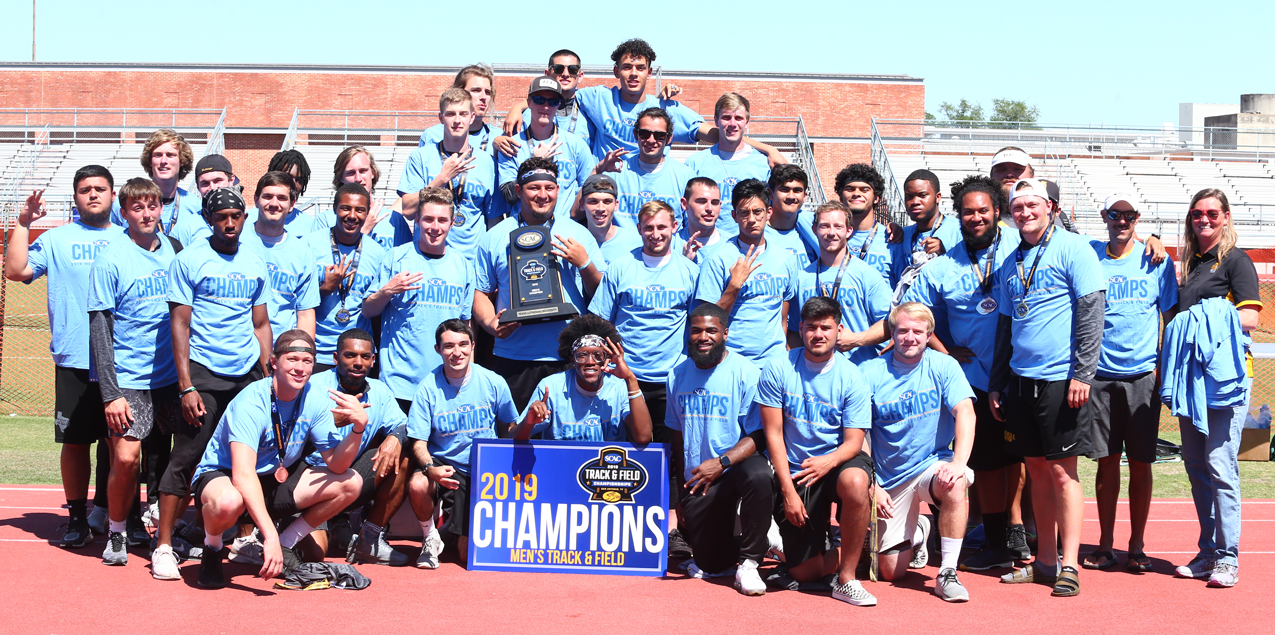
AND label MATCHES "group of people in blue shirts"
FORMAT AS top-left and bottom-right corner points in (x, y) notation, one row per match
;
(7, 37), (1258, 604)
